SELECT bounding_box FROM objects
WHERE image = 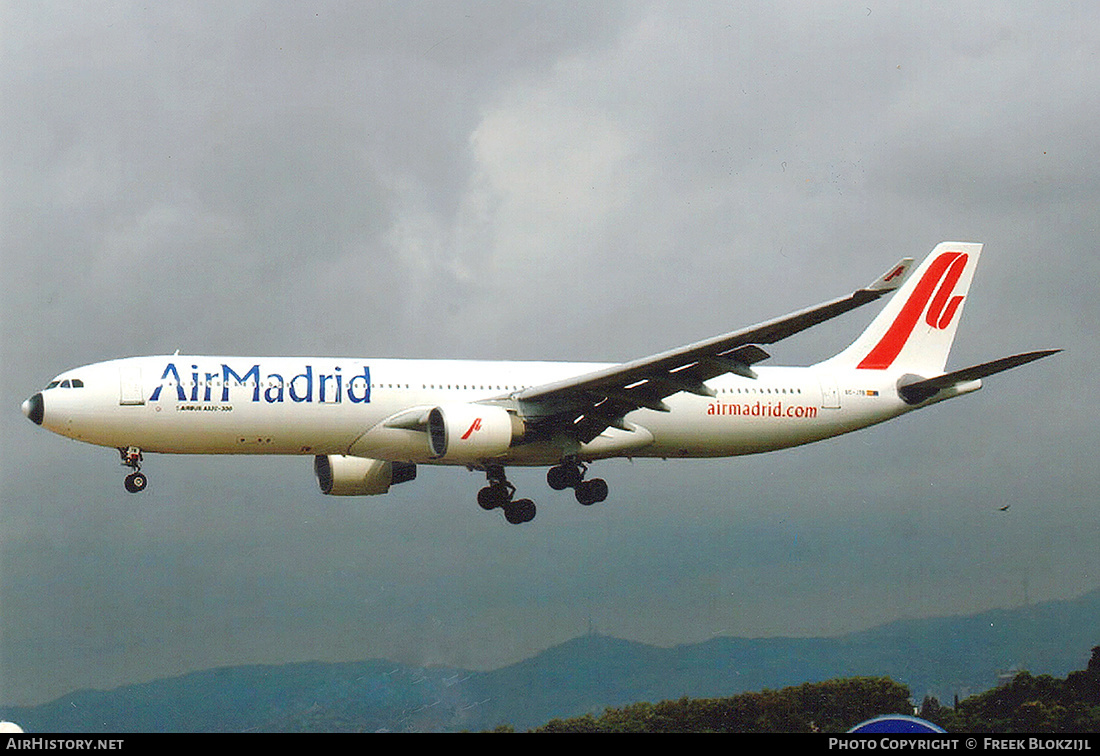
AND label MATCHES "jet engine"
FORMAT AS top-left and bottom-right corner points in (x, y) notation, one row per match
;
(314, 454), (417, 496)
(426, 403), (524, 462)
